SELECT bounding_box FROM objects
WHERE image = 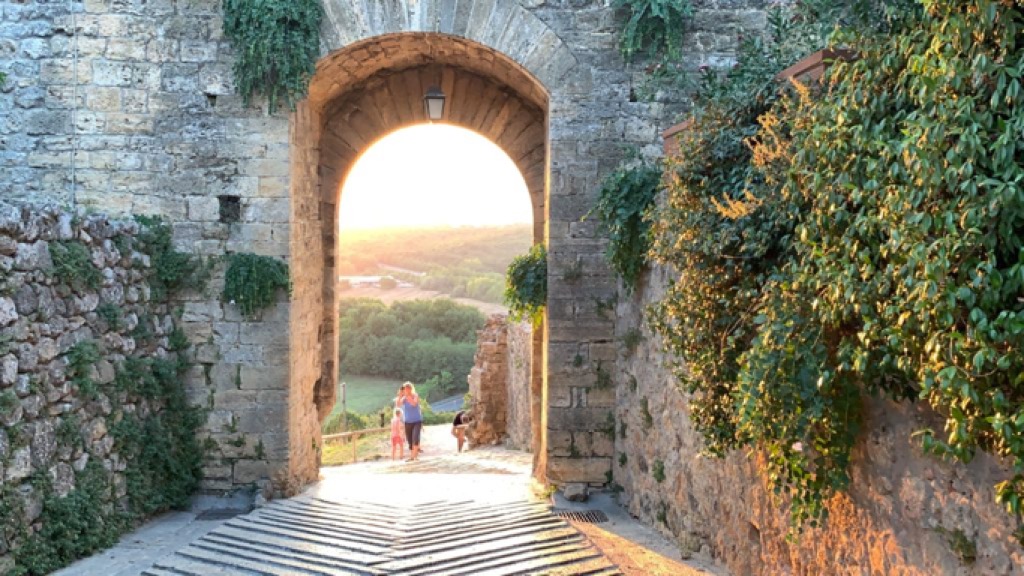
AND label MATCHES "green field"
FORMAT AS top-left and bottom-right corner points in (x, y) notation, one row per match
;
(332, 375), (405, 415)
